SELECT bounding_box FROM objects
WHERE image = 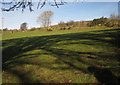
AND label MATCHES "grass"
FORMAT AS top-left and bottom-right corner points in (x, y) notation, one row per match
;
(2, 27), (120, 84)
(2, 27), (112, 40)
